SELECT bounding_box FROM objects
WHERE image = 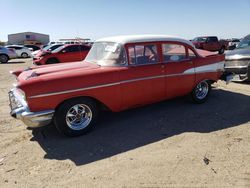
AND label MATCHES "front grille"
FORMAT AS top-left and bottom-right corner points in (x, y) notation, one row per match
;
(225, 67), (248, 75)
(225, 60), (250, 67)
